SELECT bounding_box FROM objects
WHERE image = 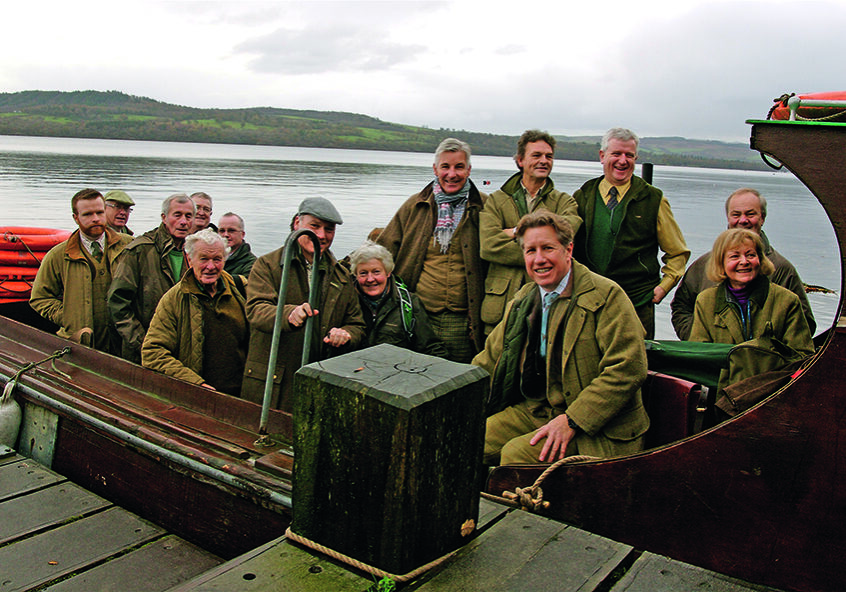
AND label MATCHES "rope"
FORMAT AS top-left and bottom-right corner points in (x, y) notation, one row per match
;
(2, 231), (43, 266)
(2, 347), (72, 402)
(481, 454), (600, 513)
(284, 527), (459, 583)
